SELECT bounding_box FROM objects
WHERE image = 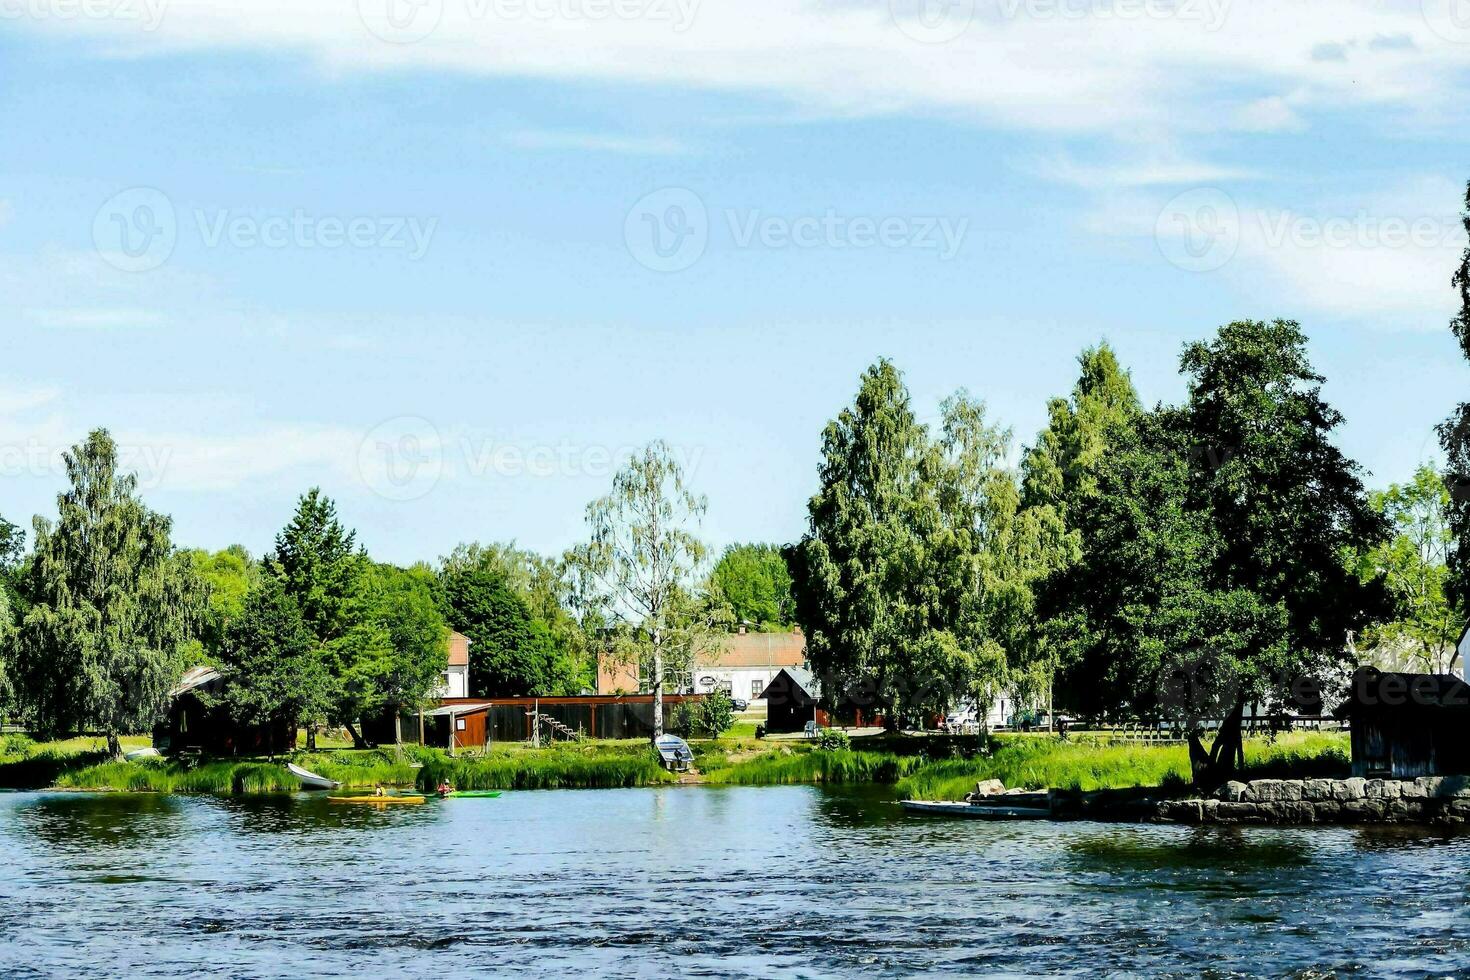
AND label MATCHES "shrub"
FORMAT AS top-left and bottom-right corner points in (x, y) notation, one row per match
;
(700, 690), (736, 736)
(816, 728), (851, 752)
